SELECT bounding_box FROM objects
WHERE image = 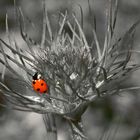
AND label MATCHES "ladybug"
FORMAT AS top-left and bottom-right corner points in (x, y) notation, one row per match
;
(32, 72), (48, 94)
